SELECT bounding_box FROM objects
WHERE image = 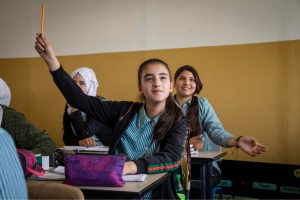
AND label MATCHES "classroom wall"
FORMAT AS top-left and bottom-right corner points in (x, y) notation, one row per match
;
(0, 0), (300, 165)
